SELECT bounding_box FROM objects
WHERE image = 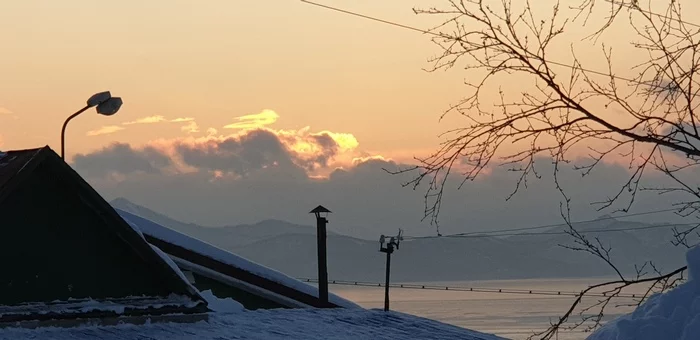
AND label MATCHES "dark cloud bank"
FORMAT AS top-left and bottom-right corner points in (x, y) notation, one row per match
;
(72, 130), (694, 240)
